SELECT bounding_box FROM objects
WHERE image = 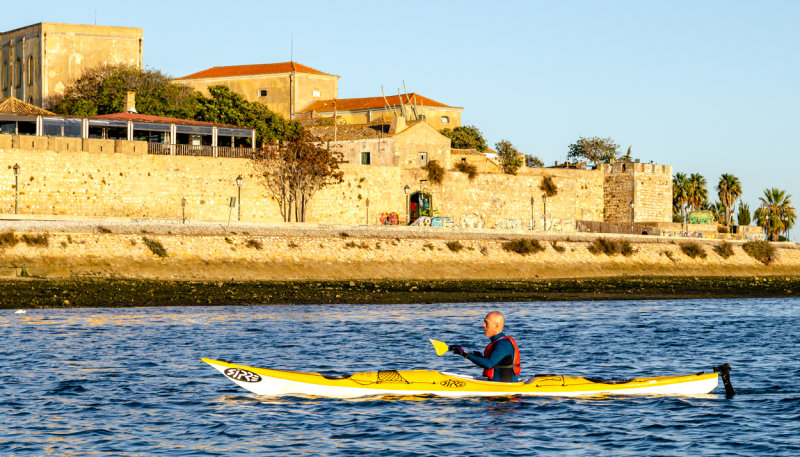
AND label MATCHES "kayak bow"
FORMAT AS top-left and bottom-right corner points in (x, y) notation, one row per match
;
(201, 358), (726, 399)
